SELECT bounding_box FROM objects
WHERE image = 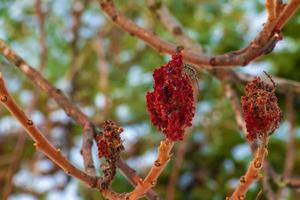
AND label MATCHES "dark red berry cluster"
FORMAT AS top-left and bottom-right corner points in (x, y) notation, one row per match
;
(95, 120), (124, 188)
(96, 120), (124, 160)
(146, 53), (195, 141)
(241, 77), (281, 141)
